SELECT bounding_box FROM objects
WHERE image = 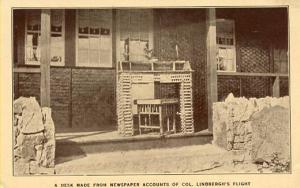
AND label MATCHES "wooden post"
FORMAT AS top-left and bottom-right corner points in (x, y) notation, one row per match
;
(40, 10), (51, 107)
(206, 8), (218, 133)
(272, 76), (280, 97)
